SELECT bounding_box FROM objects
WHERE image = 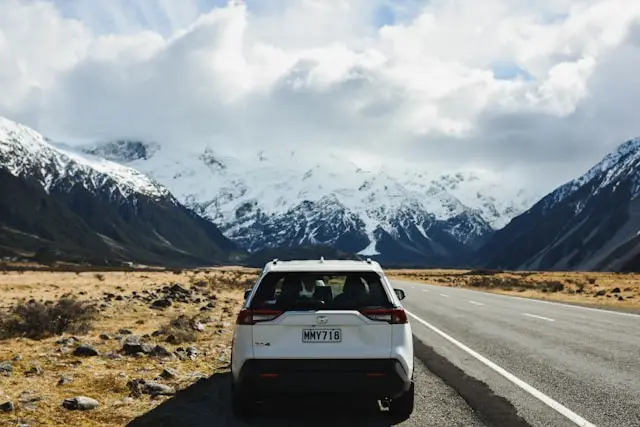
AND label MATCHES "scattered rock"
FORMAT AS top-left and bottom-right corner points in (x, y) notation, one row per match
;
(151, 298), (172, 309)
(0, 401), (14, 413)
(611, 287), (621, 294)
(159, 367), (178, 380)
(99, 333), (111, 340)
(0, 362), (13, 375)
(56, 336), (79, 346)
(151, 345), (172, 358)
(121, 336), (153, 355)
(74, 345), (99, 357)
(57, 376), (73, 386)
(12, 354), (22, 361)
(192, 322), (205, 332)
(168, 284), (190, 296)
(186, 346), (199, 360)
(62, 396), (99, 411)
(127, 379), (176, 397)
(24, 365), (42, 376)
(618, 296), (625, 301)
(594, 290), (606, 297)
(119, 329), (133, 335)
(115, 295), (124, 301)
(135, 319), (145, 325)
